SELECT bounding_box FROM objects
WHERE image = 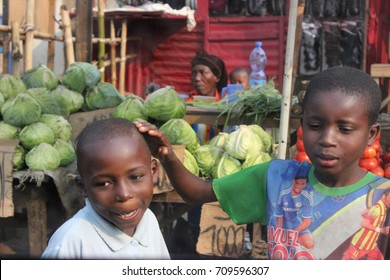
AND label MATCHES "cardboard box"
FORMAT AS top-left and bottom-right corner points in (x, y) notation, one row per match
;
(0, 140), (19, 217)
(196, 202), (247, 258)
